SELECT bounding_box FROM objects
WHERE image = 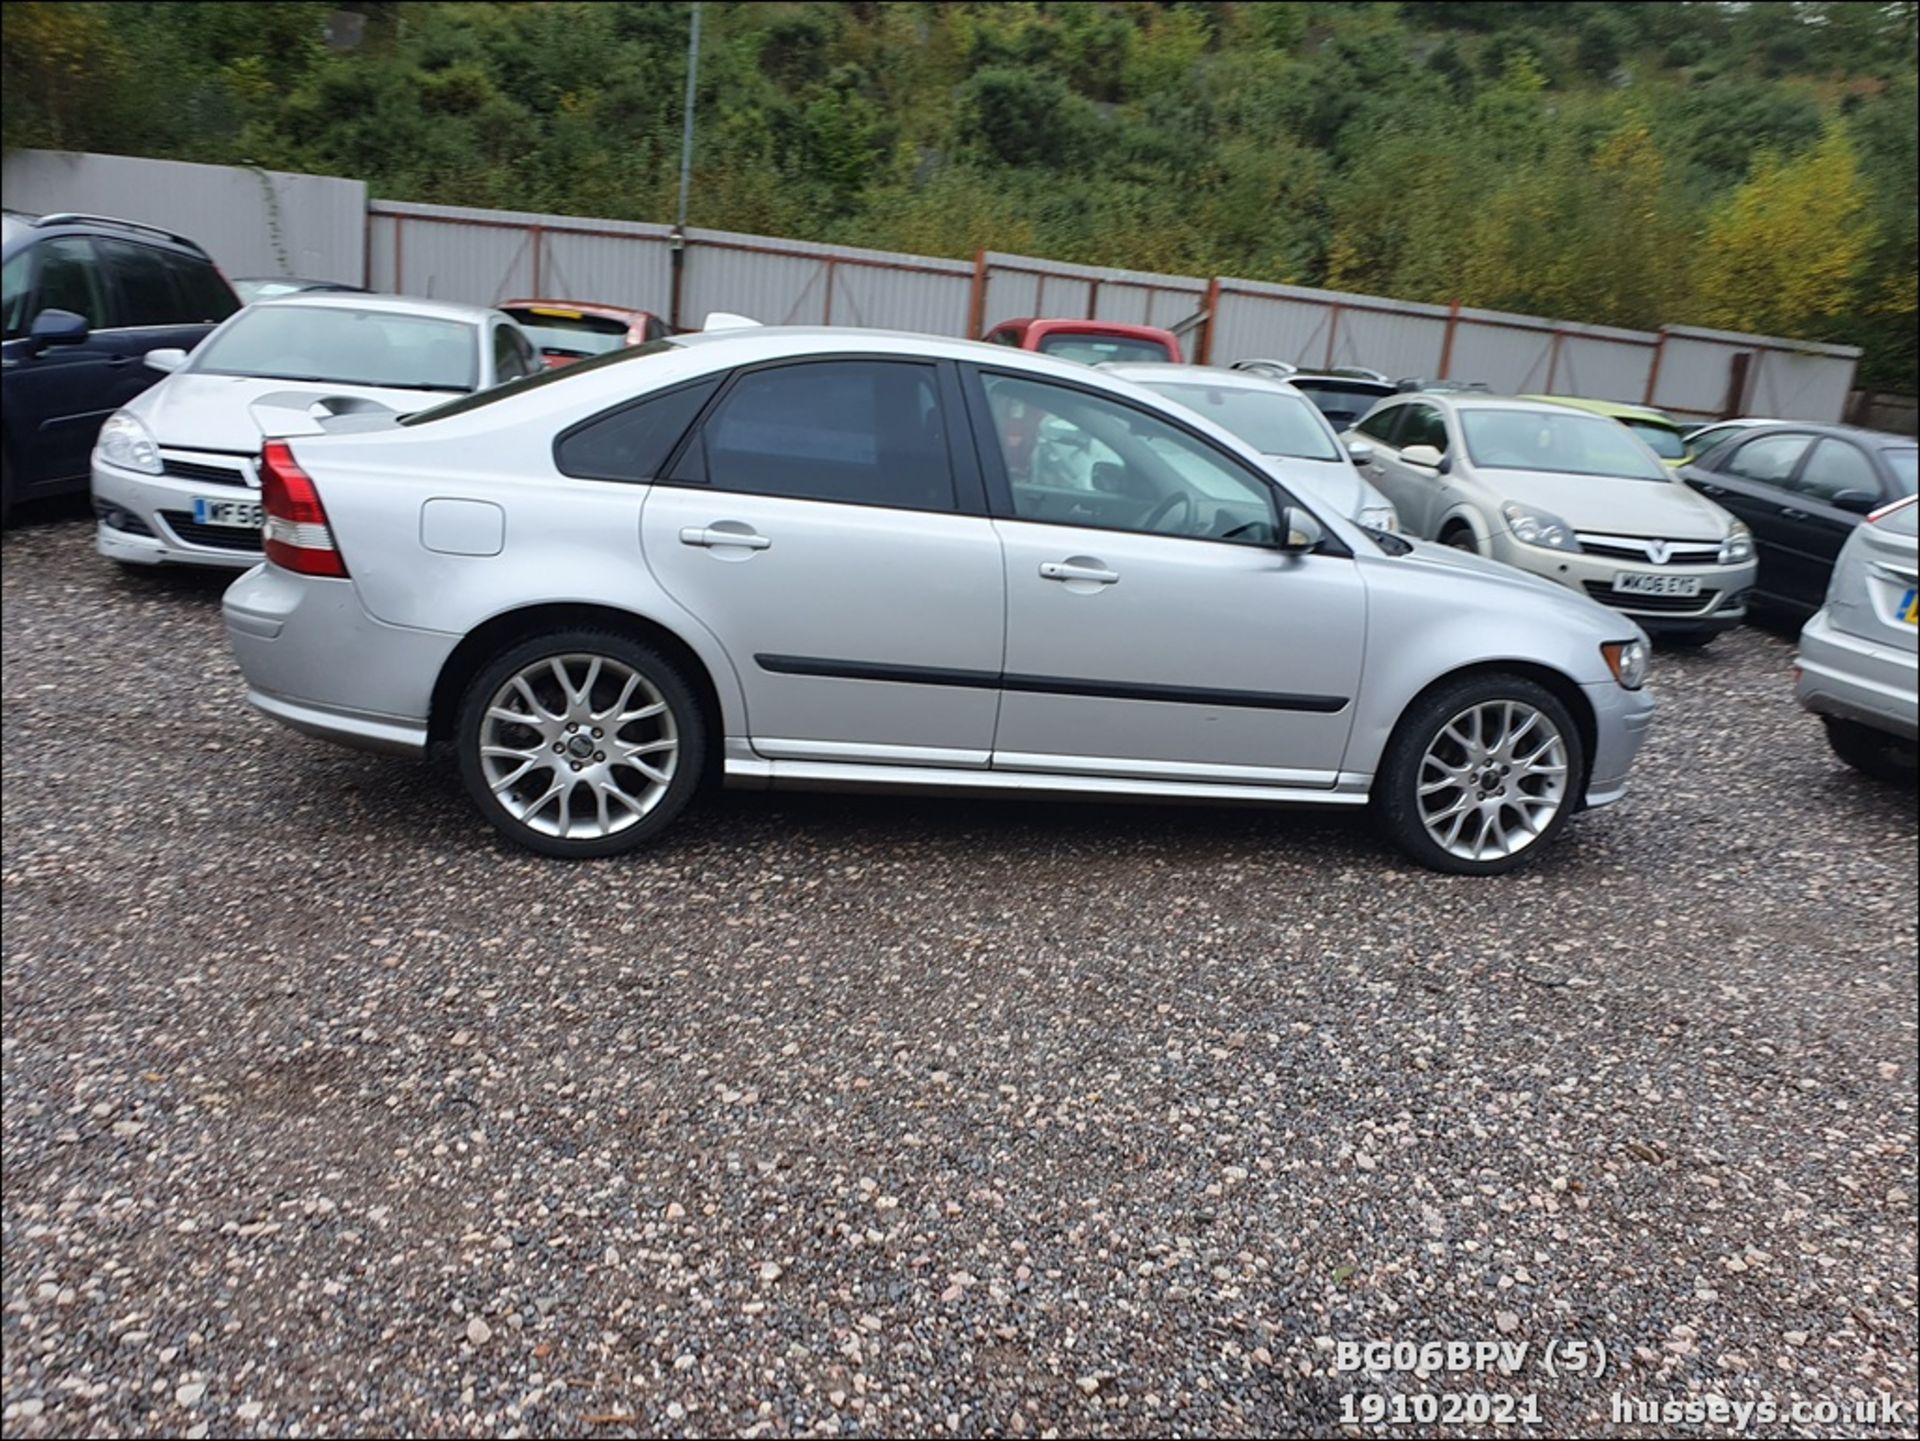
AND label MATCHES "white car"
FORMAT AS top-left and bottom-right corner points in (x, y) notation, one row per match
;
(1345, 393), (1758, 645)
(92, 294), (541, 569)
(1101, 363), (1400, 531)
